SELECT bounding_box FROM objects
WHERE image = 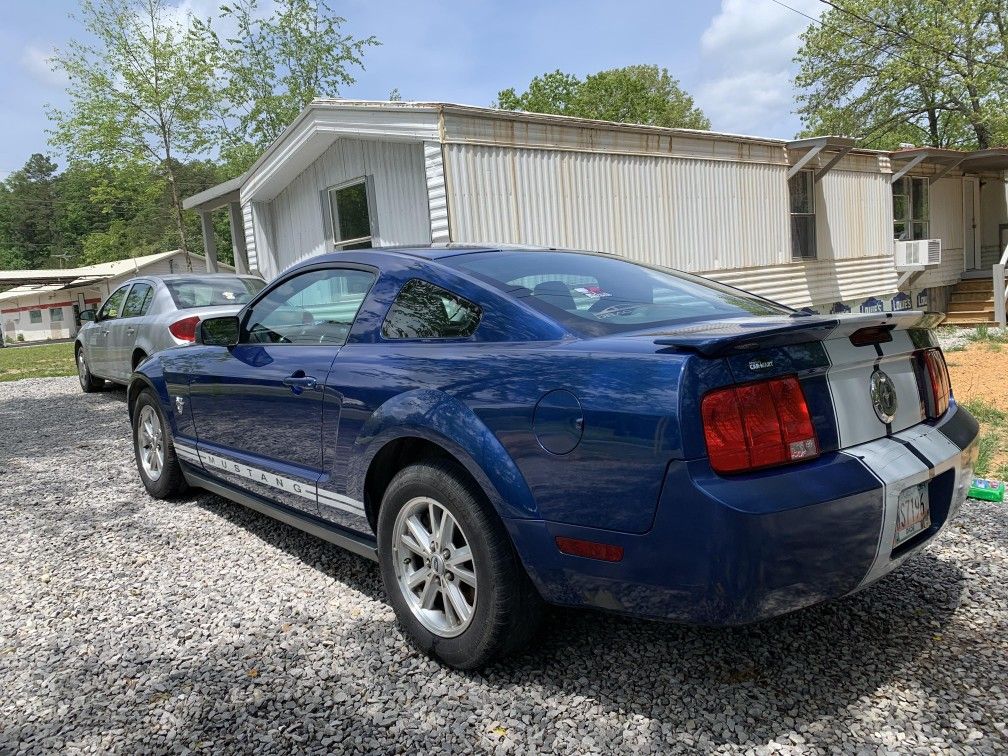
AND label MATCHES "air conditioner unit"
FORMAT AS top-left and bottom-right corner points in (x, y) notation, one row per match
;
(894, 239), (941, 270)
